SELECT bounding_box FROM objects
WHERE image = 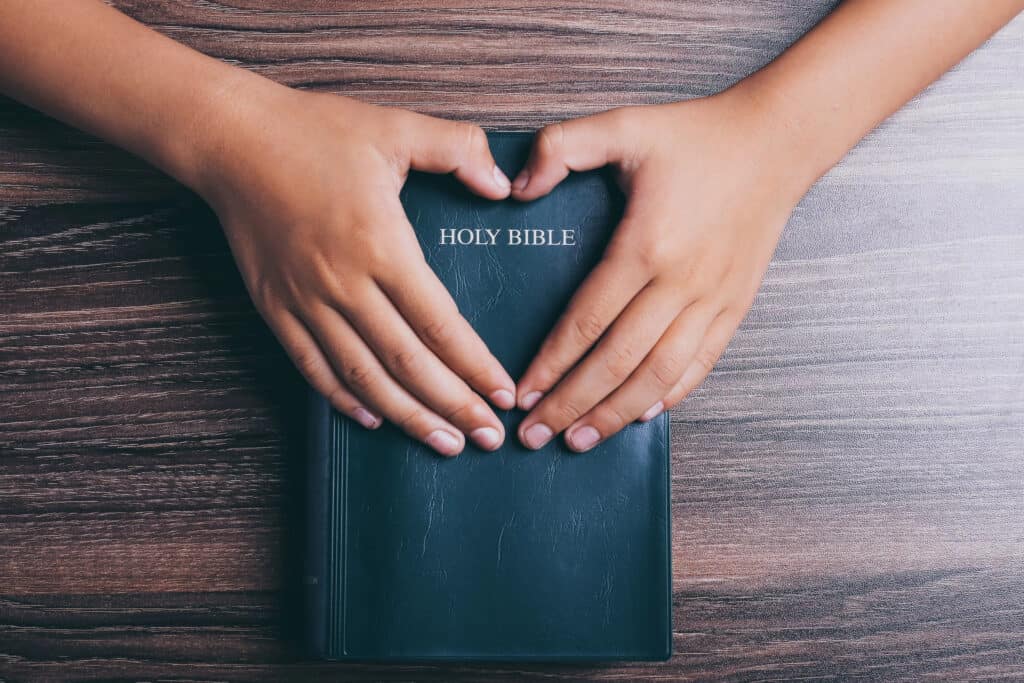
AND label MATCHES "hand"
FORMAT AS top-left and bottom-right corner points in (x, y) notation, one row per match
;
(510, 90), (812, 452)
(195, 85), (516, 456)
